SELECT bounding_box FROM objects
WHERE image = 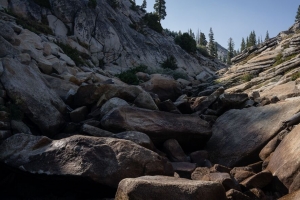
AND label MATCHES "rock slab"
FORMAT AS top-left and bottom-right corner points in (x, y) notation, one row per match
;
(207, 98), (300, 167)
(115, 176), (227, 200)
